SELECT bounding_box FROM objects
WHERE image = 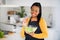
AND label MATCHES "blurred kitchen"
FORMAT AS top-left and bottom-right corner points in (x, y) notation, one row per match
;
(0, 0), (60, 40)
